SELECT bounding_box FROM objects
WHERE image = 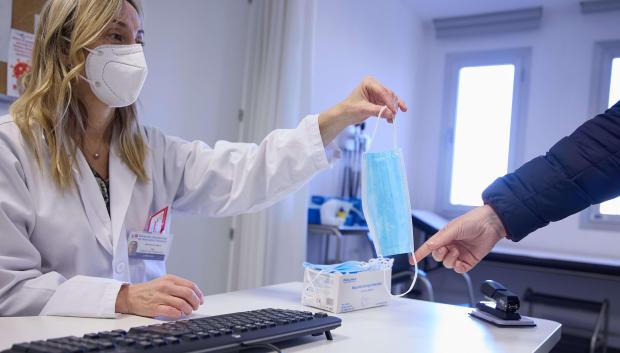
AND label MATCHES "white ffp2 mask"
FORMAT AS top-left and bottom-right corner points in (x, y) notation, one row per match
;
(83, 44), (148, 107)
